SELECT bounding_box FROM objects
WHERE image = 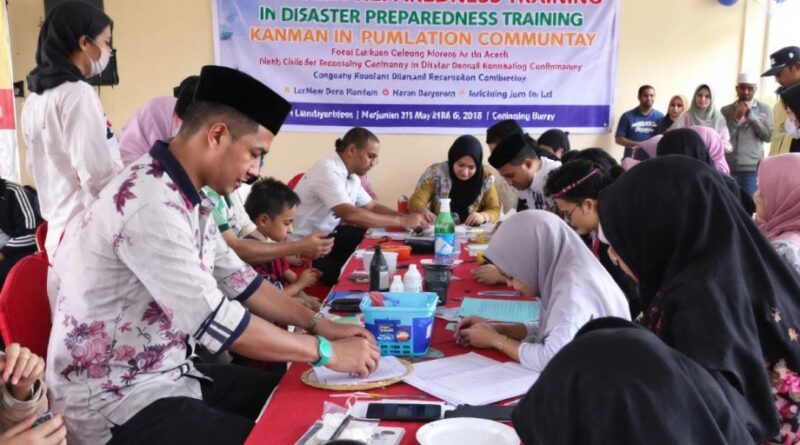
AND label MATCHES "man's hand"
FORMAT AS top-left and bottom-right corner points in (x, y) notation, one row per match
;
(417, 209), (436, 225)
(292, 293), (322, 311)
(0, 413), (67, 445)
(0, 344), (44, 401)
(401, 213), (429, 231)
(297, 233), (334, 259)
(734, 101), (750, 121)
(326, 337), (382, 377)
(314, 317), (376, 343)
(297, 268), (321, 288)
(470, 264), (507, 285)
